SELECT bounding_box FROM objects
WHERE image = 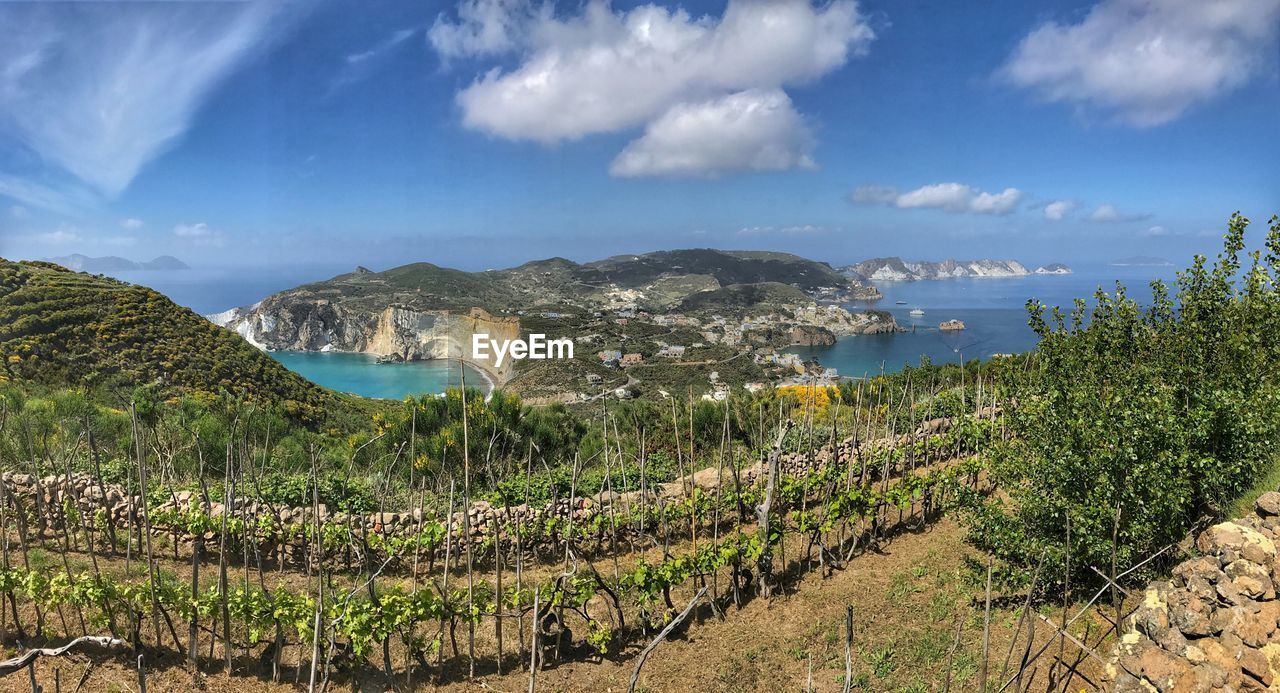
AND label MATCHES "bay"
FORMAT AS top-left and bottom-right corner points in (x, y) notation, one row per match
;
(788, 264), (1179, 377)
(268, 351), (491, 399)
